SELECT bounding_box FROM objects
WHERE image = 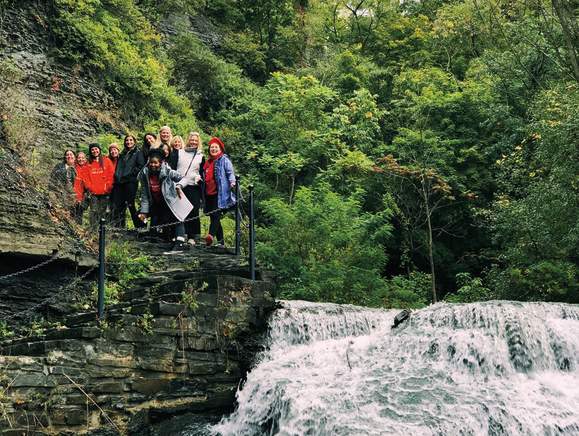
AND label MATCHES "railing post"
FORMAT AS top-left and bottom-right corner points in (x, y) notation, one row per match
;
(235, 175), (241, 256)
(97, 218), (106, 321)
(248, 184), (256, 281)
